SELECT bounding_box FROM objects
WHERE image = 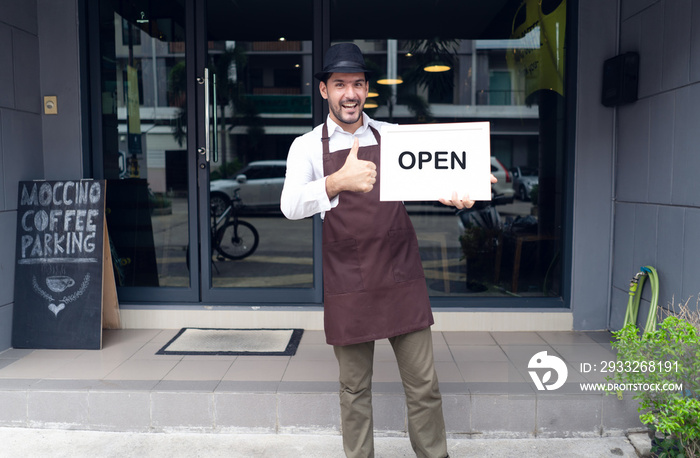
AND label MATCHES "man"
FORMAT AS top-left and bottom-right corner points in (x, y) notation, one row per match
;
(281, 43), (487, 458)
